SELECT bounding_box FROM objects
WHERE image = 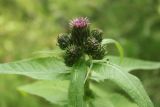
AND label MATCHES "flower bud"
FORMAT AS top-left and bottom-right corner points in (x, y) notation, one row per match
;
(91, 28), (103, 42)
(64, 45), (82, 67)
(70, 17), (90, 46)
(91, 46), (105, 60)
(84, 36), (100, 55)
(70, 17), (89, 29)
(57, 33), (71, 50)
